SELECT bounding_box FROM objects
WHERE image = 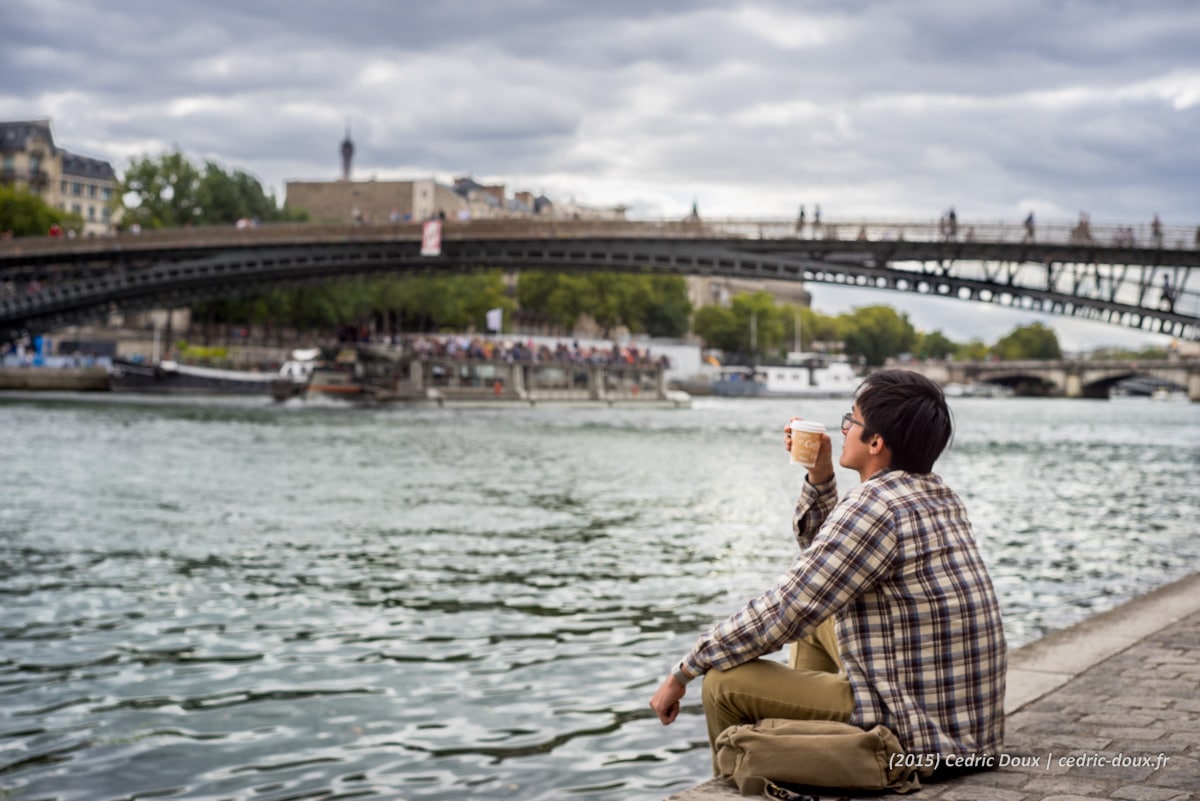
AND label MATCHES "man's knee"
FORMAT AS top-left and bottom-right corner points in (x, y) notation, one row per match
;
(701, 660), (785, 714)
